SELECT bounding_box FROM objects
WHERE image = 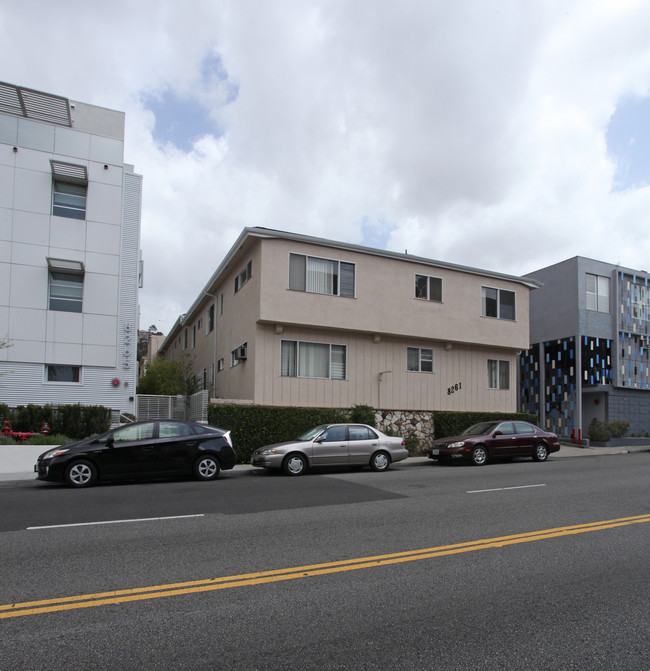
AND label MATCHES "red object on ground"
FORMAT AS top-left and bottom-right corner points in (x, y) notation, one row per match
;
(1, 419), (35, 442)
